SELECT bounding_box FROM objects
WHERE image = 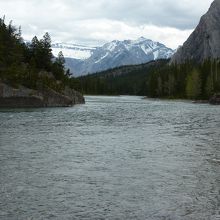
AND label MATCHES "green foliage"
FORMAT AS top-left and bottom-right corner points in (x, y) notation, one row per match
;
(186, 69), (202, 99)
(28, 33), (52, 71)
(205, 74), (214, 97)
(78, 60), (168, 96)
(52, 51), (65, 80)
(0, 17), (80, 93)
(2, 17), (219, 100)
(0, 18), (24, 68)
(78, 59), (220, 100)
